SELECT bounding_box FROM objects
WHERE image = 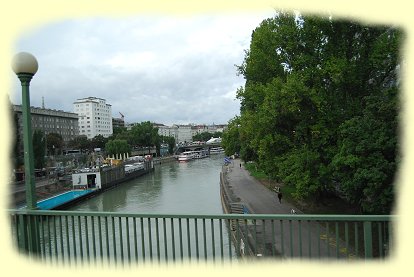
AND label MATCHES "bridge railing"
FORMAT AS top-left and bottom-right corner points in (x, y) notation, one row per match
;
(8, 209), (394, 265)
